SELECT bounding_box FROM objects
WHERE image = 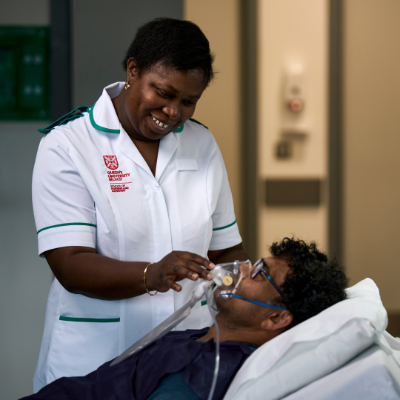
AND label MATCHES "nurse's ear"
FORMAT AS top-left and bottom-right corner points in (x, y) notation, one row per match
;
(126, 57), (139, 81)
(260, 311), (293, 332)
